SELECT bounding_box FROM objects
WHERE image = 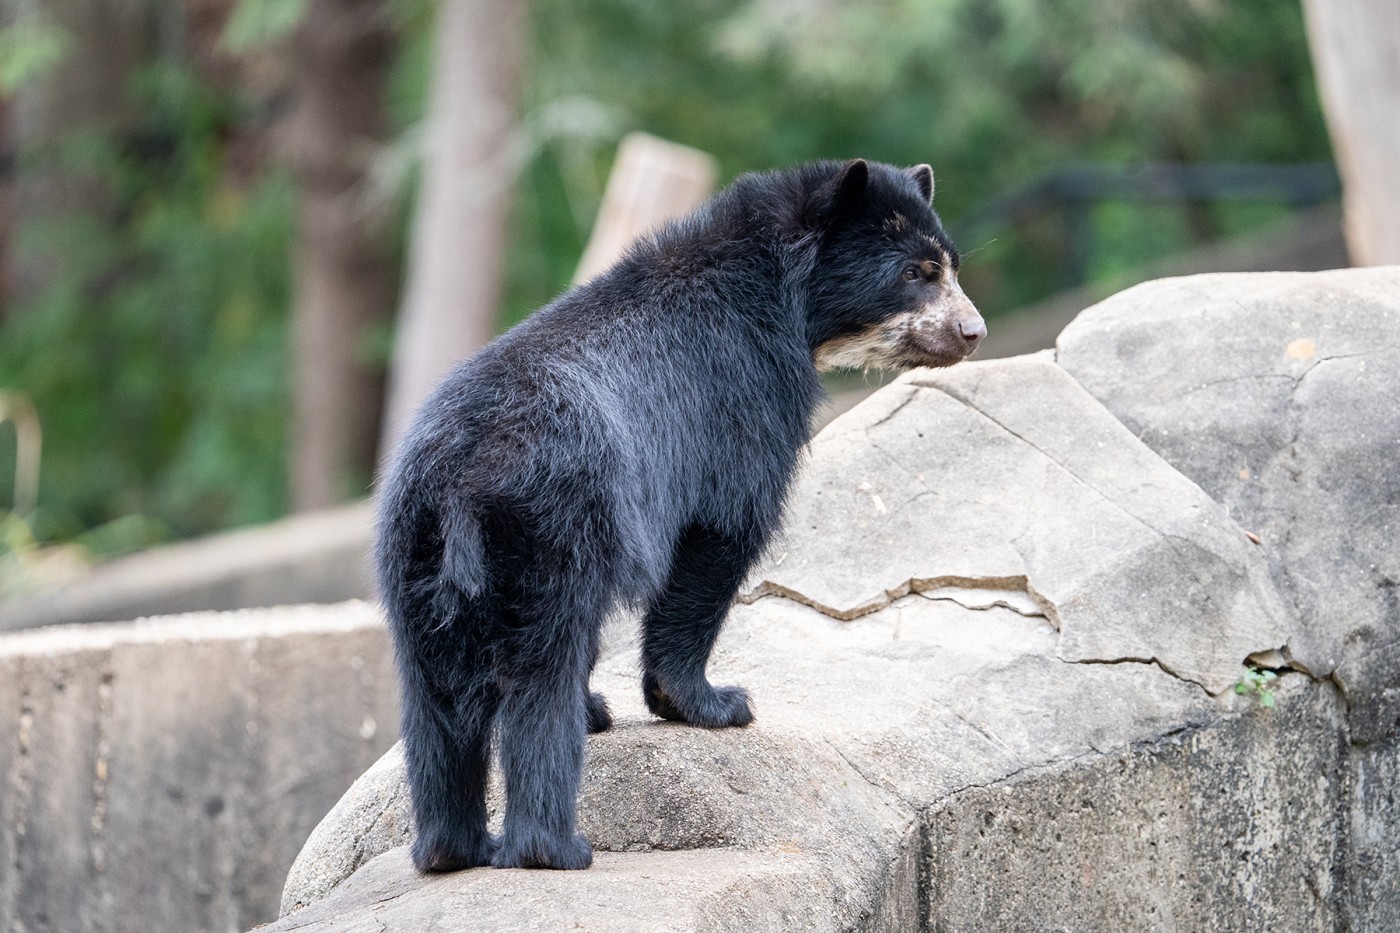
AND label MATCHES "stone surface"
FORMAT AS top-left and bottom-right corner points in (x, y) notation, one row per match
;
(925, 676), (1344, 931)
(1056, 267), (1400, 739)
(749, 353), (1291, 695)
(0, 602), (398, 933)
(273, 592), (1220, 932)
(281, 581), (1218, 905)
(279, 744), (415, 916)
(0, 501), (374, 632)
(1347, 737), (1400, 927)
(270, 845), (916, 933)
(272, 354), (1308, 929)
